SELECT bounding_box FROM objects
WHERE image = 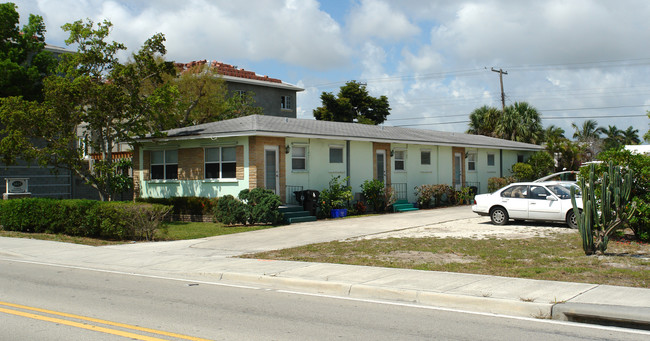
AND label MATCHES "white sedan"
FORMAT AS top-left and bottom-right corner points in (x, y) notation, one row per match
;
(472, 182), (583, 228)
